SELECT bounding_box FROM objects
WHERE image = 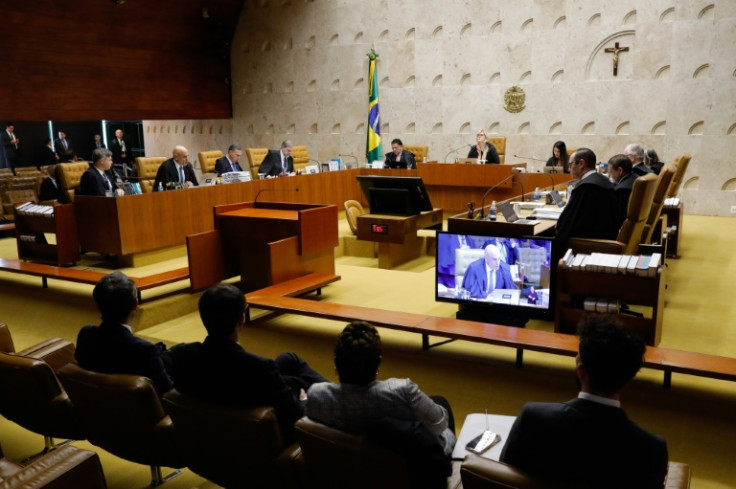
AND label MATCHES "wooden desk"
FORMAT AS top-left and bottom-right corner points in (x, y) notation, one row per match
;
(357, 208), (443, 269)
